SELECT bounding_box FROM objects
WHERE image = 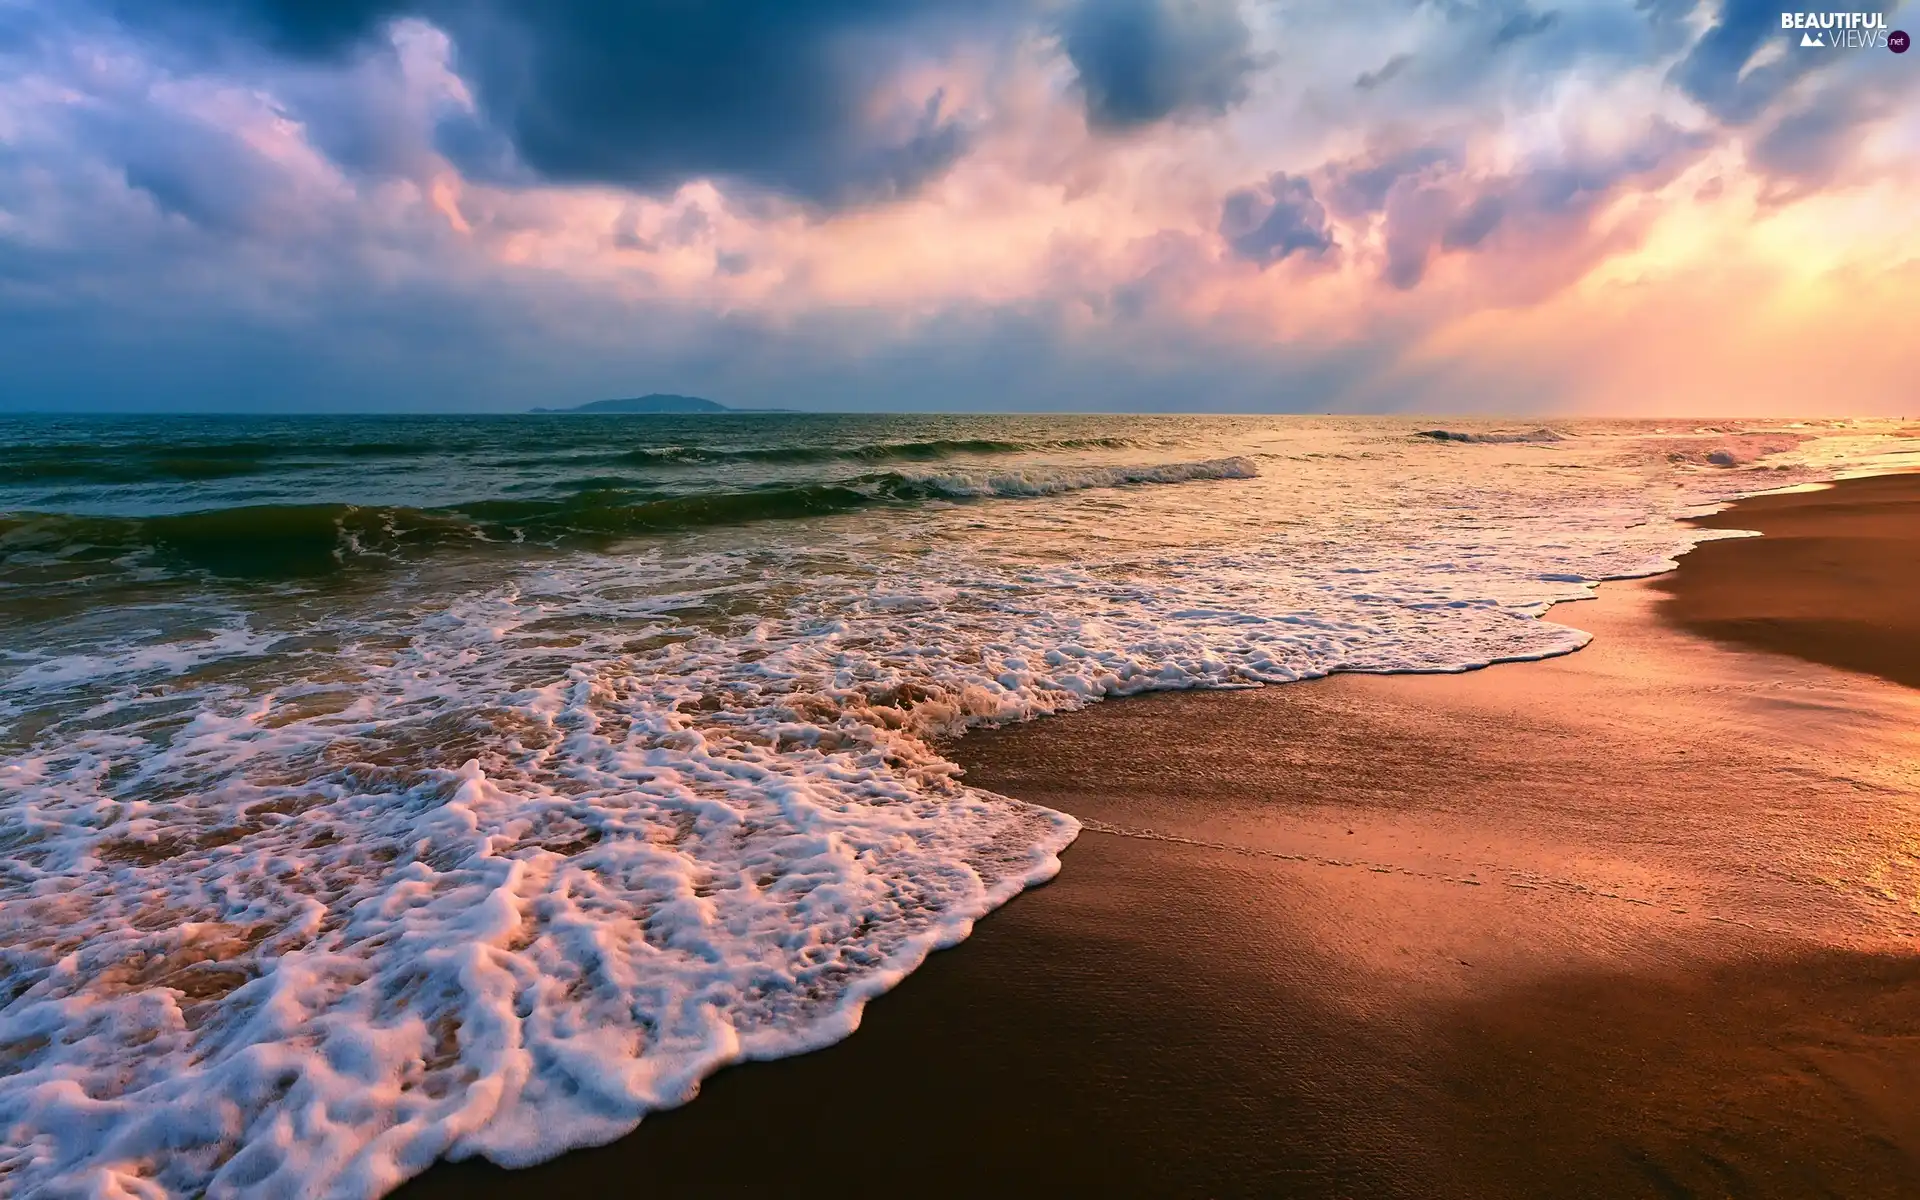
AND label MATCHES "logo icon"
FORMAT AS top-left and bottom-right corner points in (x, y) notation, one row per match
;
(1892, 29), (1911, 51)
(1801, 30), (1826, 45)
